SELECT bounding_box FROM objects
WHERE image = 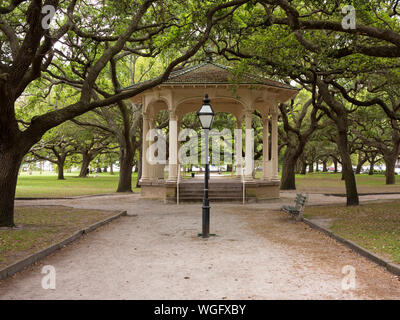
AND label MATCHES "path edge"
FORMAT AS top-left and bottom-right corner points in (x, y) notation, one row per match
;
(302, 217), (400, 277)
(0, 210), (127, 281)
